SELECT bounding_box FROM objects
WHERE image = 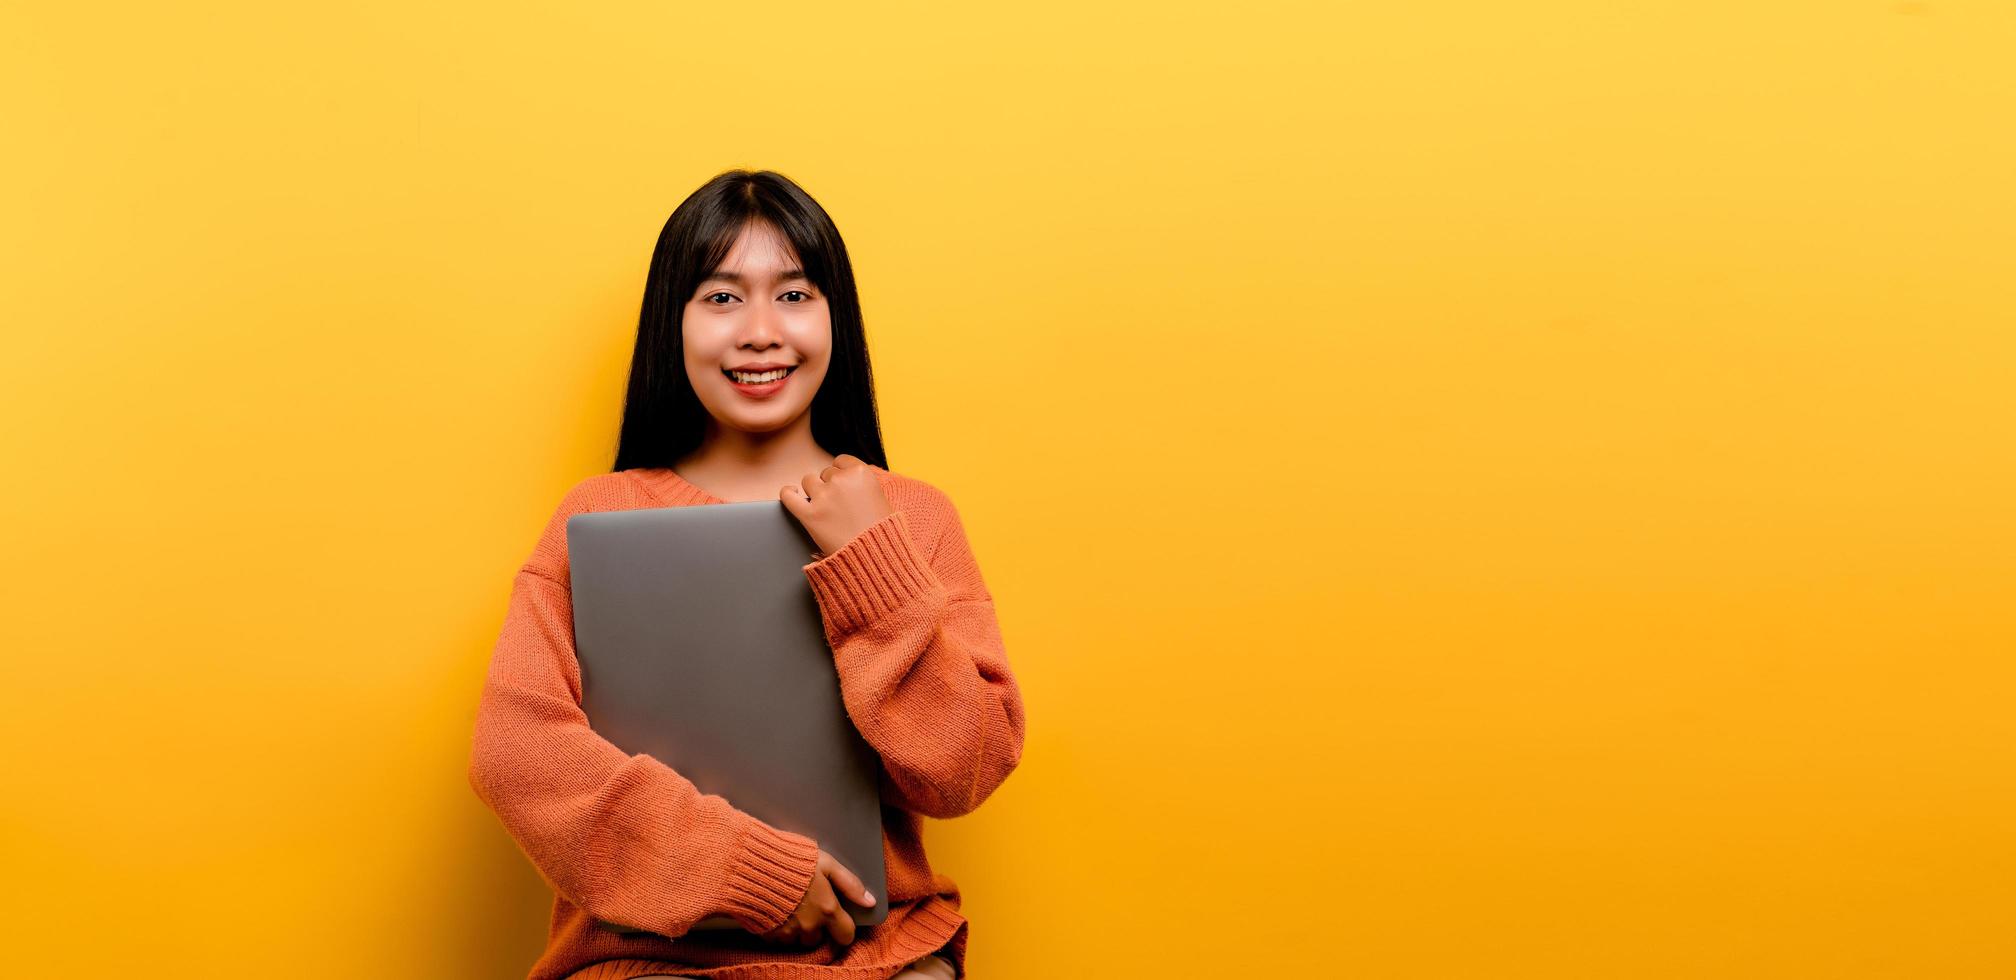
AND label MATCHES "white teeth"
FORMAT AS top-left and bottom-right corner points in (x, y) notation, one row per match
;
(728, 368), (790, 384)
